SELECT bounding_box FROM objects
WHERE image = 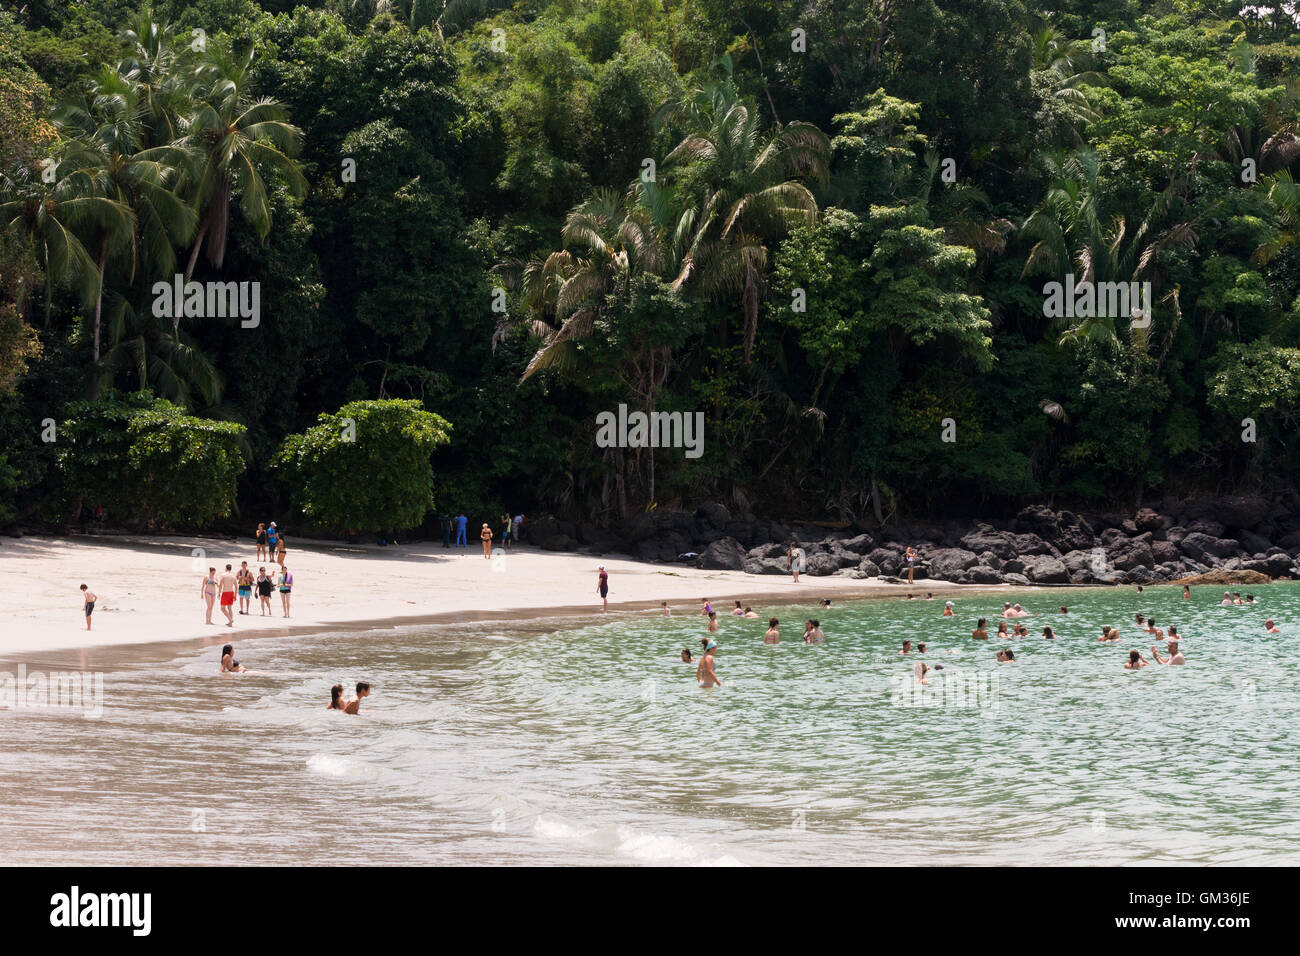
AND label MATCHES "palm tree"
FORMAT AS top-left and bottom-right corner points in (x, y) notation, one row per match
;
(56, 67), (196, 368)
(179, 40), (305, 277)
(0, 148), (134, 342)
(1029, 25), (1107, 136)
(661, 78), (830, 360)
(1021, 149), (1197, 346)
